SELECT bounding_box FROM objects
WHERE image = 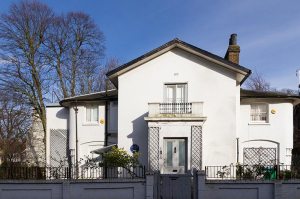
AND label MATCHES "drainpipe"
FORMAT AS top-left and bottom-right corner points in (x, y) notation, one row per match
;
(105, 101), (108, 147)
(104, 83), (109, 179)
(74, 101), (79, 178)
(105, 79), (109, 147)
(236, 138), (239, 163)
